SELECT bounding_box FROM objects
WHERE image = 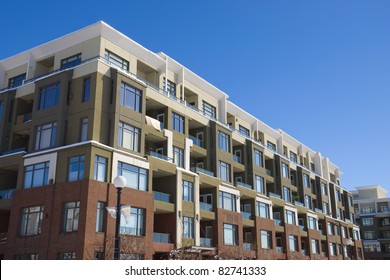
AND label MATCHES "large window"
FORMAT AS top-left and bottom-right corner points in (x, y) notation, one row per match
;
(323, 202), (329, 215)
(23, 162), (49, 189)
(120, 207), (145, 236)
(308, 217), (317, 230)
(303, 174), (310, 188)
(218, 161), (230, 182)
(283, 186), (291, 203)
(285, 210), (296, 225)
(20, 206), (44, 236)
(173, 146), (184, 168)
(256, 201), (270, 219)
(305, 195), (312, 209)
(118, 122), (140, 152)
(223, 223), (238, 245)
(82, 77), (90, 102)
(337, 208), (343, 220)
(336, 189), (341, 201)
(341, 226), (347, 238)
(182, 216), (194, 238)
(327, 222), (334, 235)
(238, 125), (250, 137)
(80, 117), (88, 142)
(289, 235), (298, 252)
(255, 175), (265, 194)
(94, 156), (108, 182)
(120, 82), (142, 112)
(267, 141), (276, 151)
(39, 83), (60, 110)
(254, 149), (263, 167)
(117, 162), (148, 191)
(35, 122), (56, 150)
(218, 131), (230, 152)
(68, 155), (85, 182)
(282, 163), (289, 178)
(63, 201), (80, 232)
(163, 78), (176, 96)
(96, 202), (106, 232)
(290, 151), (297, 163)
(8, 73), (26, 88)
(321, 182), (328, 195)
(219, 191), (236, 211)
(261, 230), (272, 249)
(311, 239), (319, 255)
(363, 231), (376, 240)
(104, 50), (129, 71)
(182, 180), (194, 202)
(362, 217), (374, 226)
(61, 53), (81, 69)
(202, 100), (216, 119)
(353, 230), (360, 240)
(172, 112), (184, 133)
